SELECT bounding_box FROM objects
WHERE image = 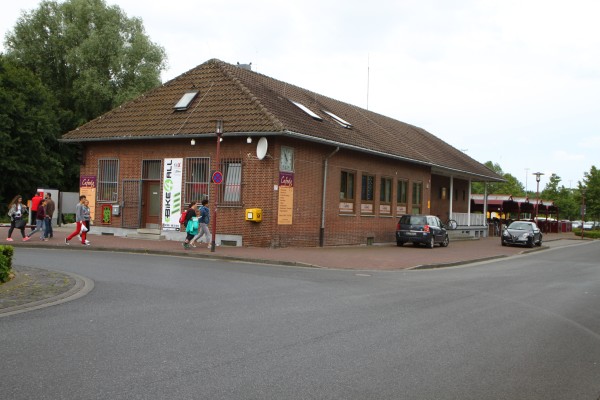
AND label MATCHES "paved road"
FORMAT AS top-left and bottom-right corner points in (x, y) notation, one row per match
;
(2, 242), (600, 399)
